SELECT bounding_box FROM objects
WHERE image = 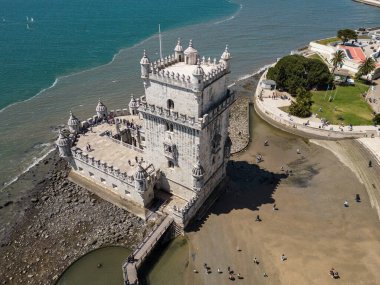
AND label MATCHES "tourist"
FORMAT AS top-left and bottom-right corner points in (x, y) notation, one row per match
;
(356, 194), (361, 203)
(344, 200), (349, 207)
(329, 268), (335, 278)
(217, 268), (221, 273)
(281, 254), (287, 261)
(264, 140), (269, 146)
(193, 269), (198, 273)
(369, 160), (372, 167)
(253, 257), (258, 264)
(263, 272), (268, 277)
(273, 204), (276, 211)
(256, 215), (261, 222)
(296, 148), (300, 154)
(237, 273), (242, 279)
